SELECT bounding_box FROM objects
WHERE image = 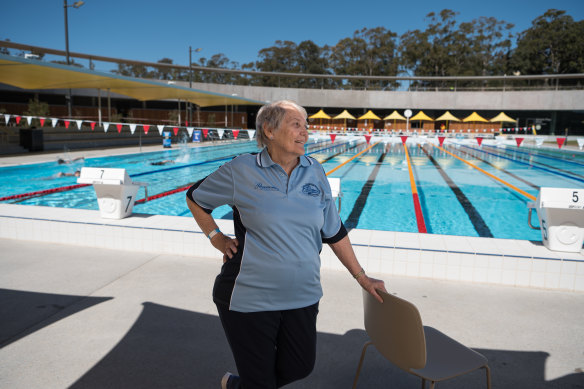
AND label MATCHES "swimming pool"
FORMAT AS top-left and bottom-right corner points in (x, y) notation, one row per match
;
(1, 136), (583, 241)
